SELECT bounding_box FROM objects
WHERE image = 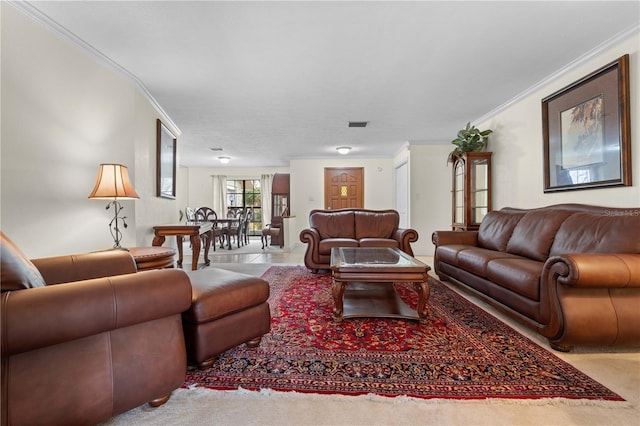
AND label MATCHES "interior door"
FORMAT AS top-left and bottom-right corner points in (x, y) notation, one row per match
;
(324, 167), (364, 209)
